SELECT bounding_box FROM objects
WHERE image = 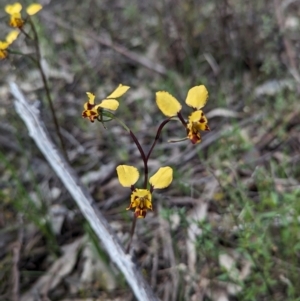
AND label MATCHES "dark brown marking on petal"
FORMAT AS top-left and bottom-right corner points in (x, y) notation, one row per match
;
(135, 209), (143, 218)
(191, 136), (198, 144)
(89, 114), (99, 122)
(189, 132), (201, 144)
(87, 103), (95, 110)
